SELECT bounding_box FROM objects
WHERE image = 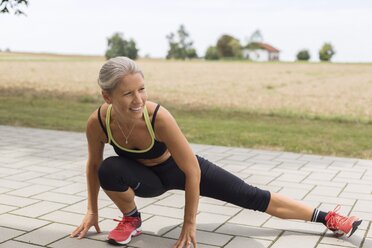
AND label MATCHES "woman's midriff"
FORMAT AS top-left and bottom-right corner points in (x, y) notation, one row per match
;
(136, 150), (171, 167)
